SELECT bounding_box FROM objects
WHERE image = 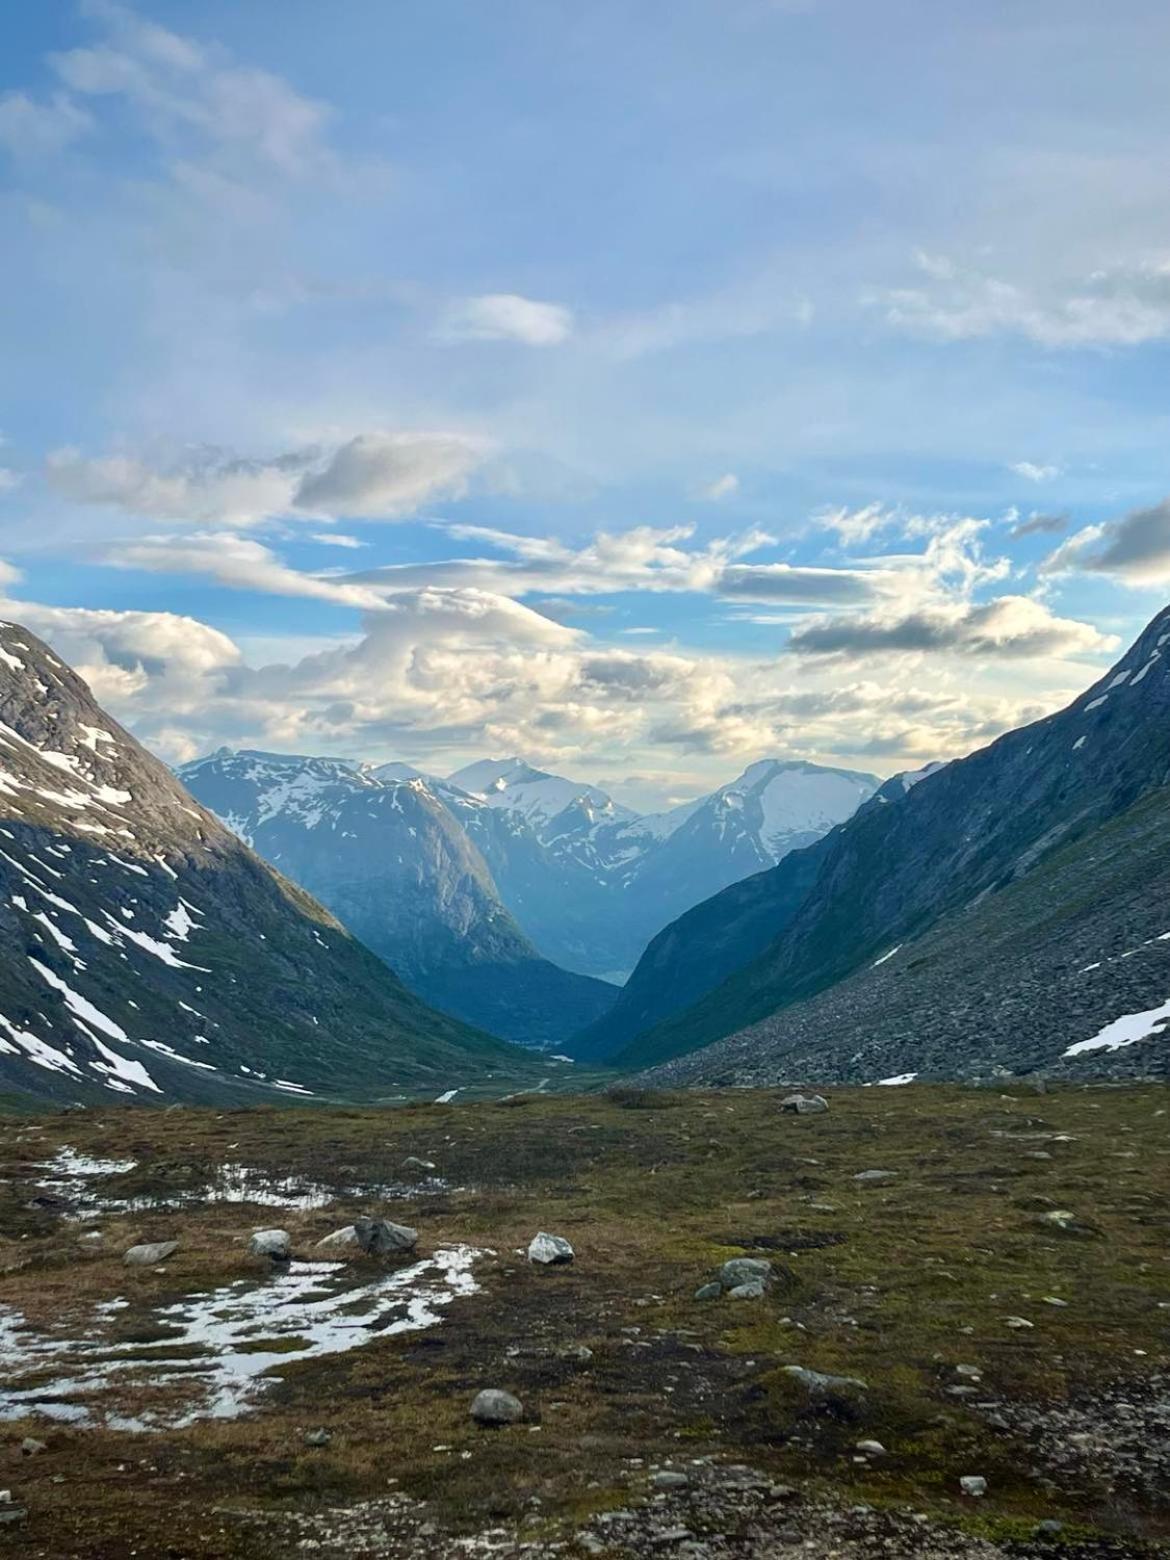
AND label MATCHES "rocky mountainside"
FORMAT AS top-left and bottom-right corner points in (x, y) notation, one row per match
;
(446, 756), (877, 981)
(616, 604), (1170, 1078)
(177, 751), (617, 1049)
(0, 623), (536, 1107)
